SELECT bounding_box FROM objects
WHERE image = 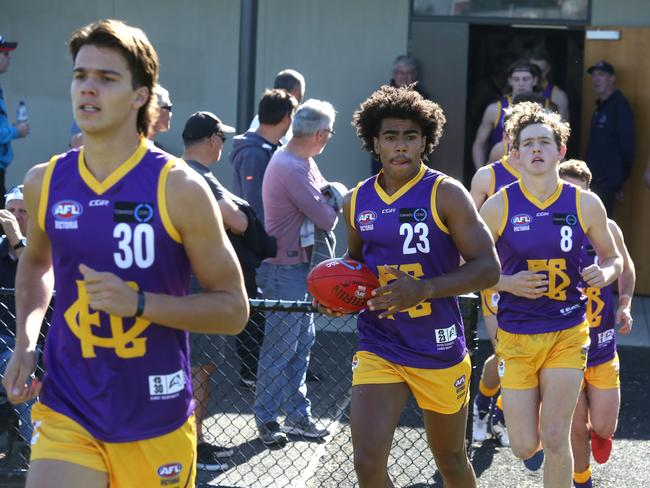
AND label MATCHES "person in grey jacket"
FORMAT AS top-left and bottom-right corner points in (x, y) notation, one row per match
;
(231, 89), (297, 222)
